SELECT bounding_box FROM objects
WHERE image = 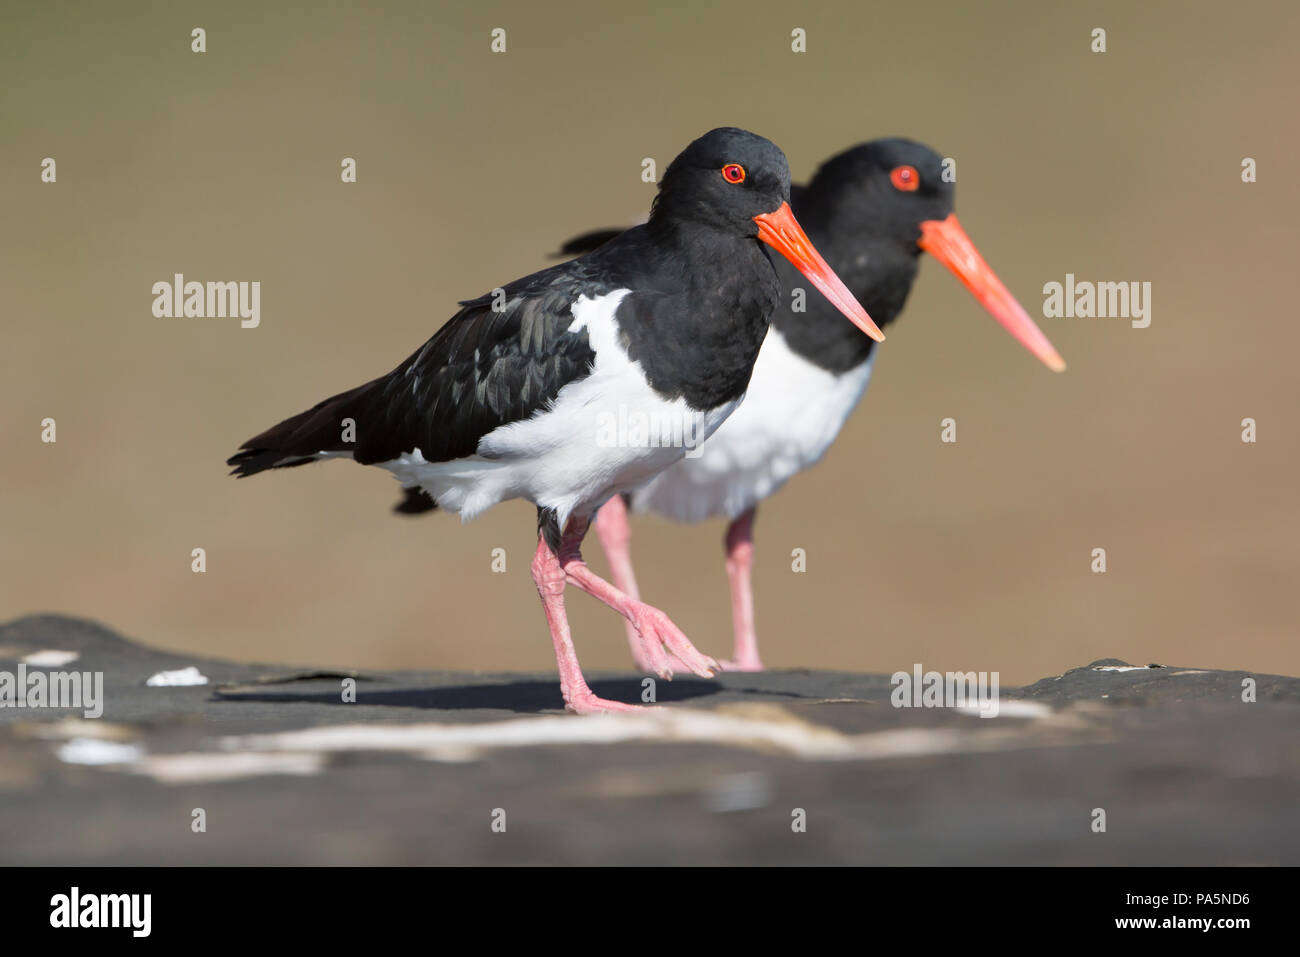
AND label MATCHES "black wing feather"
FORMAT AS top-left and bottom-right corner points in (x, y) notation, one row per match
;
(228, 260), (610, 477)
